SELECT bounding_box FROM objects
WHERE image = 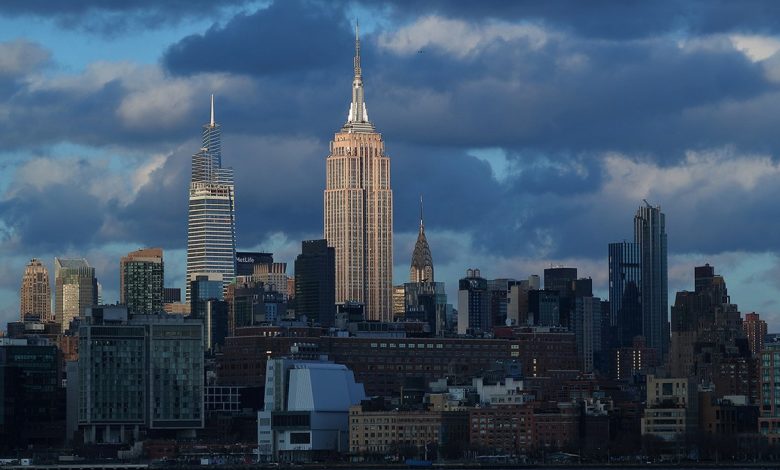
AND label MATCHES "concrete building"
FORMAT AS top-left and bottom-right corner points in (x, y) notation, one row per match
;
(254, 262), (289, 298)
(20, 258), (52, 321)
(120, 248), (164, 315)
(350, 404), (468, 458)
(458, 269), (490, 334)
(186, 95), (236, 302)
(78, 306), (204, 443)
(324, 24), (392, 321)
(54, 258), (97, 331)
(258, 358), (365, 462)
(294, 240), (336, 327)
(641, 375), (697, 442)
